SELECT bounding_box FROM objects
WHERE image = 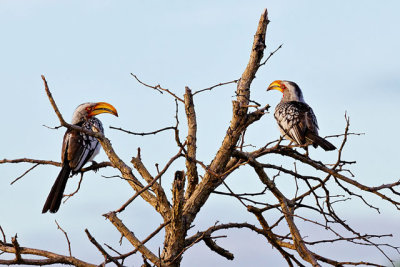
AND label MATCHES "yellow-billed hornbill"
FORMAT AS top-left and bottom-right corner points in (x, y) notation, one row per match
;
(267, 80), (336, 151)
(42, 102), (118, 213)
